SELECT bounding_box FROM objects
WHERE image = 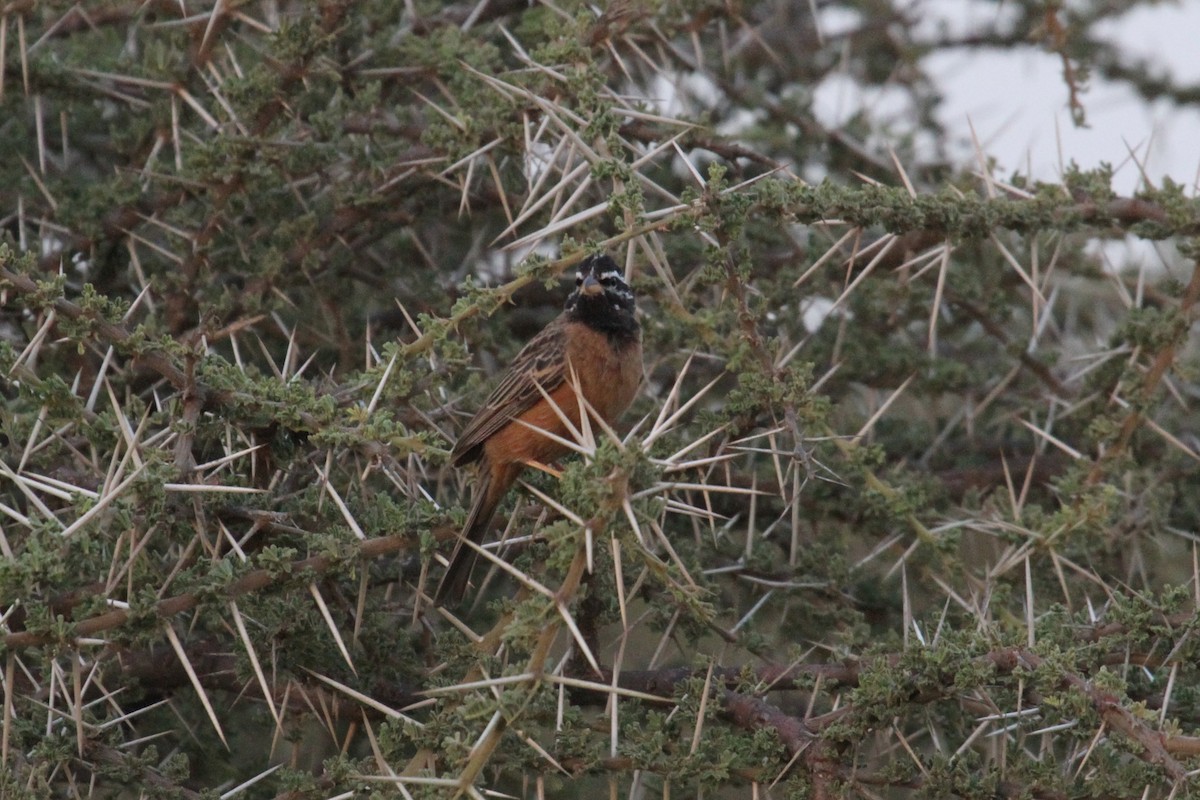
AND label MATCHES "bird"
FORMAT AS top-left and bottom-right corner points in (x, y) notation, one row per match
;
(435, 254), (643, 603)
